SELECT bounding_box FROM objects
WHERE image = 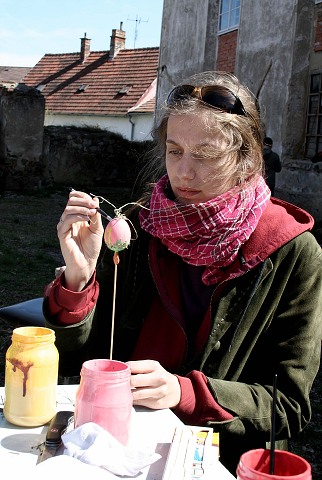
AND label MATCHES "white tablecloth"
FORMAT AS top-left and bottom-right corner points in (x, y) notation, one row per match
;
(0, 385), (235, 479)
